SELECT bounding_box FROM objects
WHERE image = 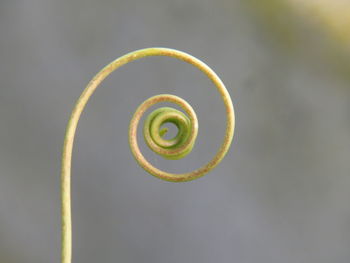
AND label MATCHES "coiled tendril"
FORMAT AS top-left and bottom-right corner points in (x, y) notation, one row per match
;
(61, 48), (235, 263)
(140, 95), (197, 160)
